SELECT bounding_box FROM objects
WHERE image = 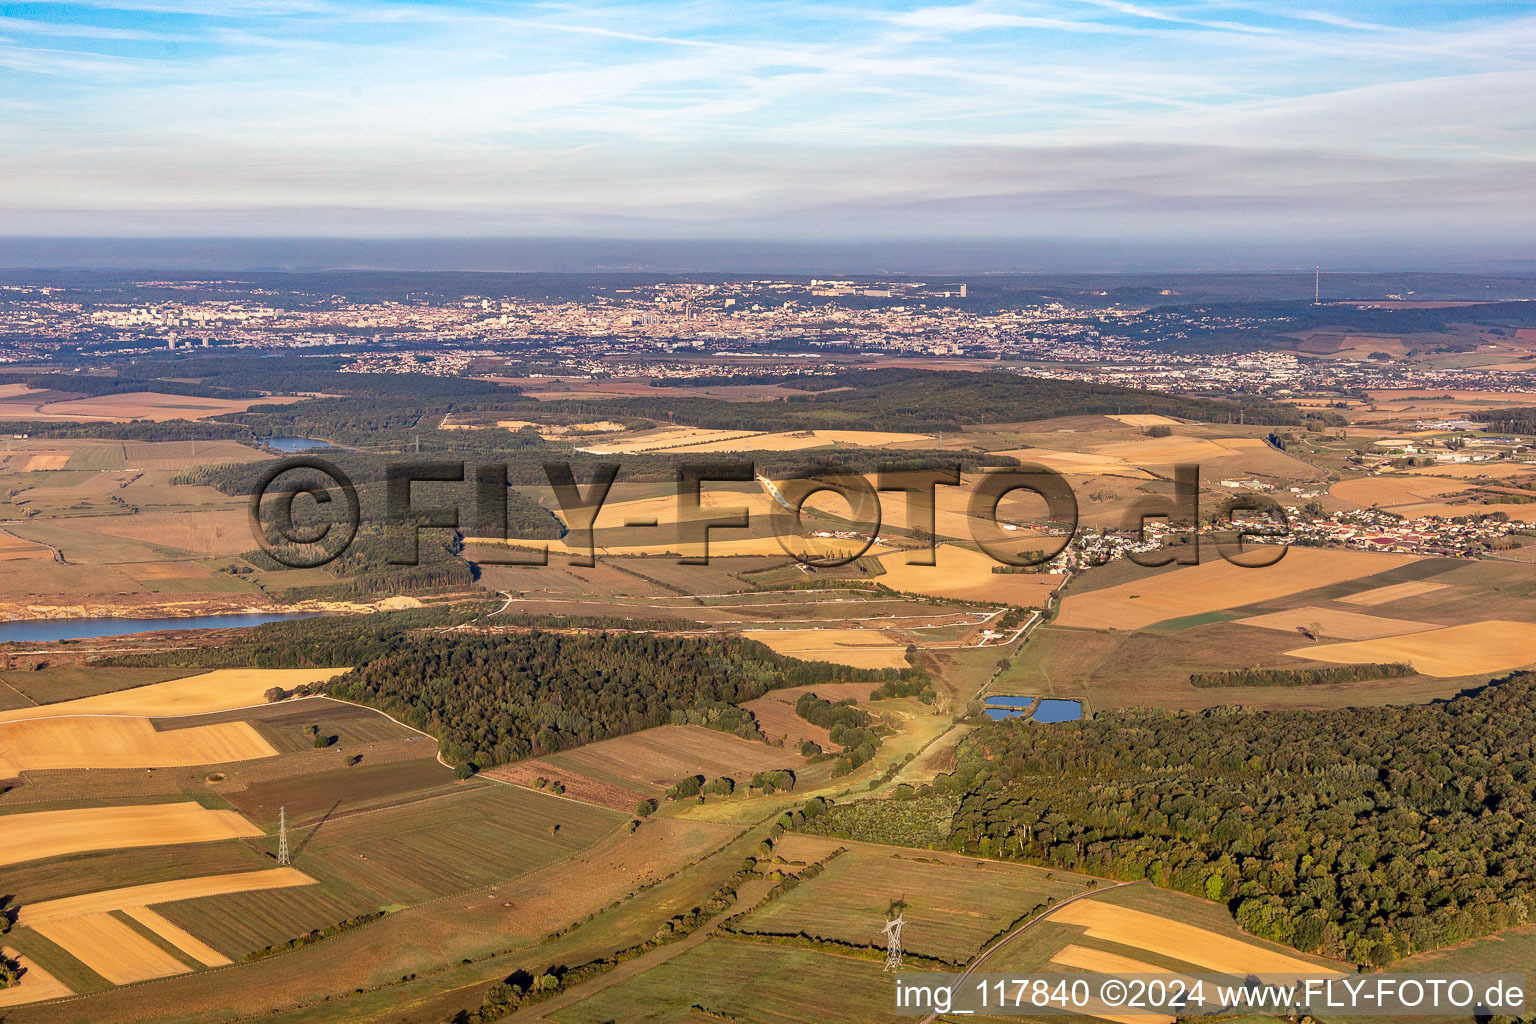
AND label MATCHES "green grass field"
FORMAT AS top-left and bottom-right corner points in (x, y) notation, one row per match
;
(738, 846), (1097, 963)
(551, 938), (902, 1024)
